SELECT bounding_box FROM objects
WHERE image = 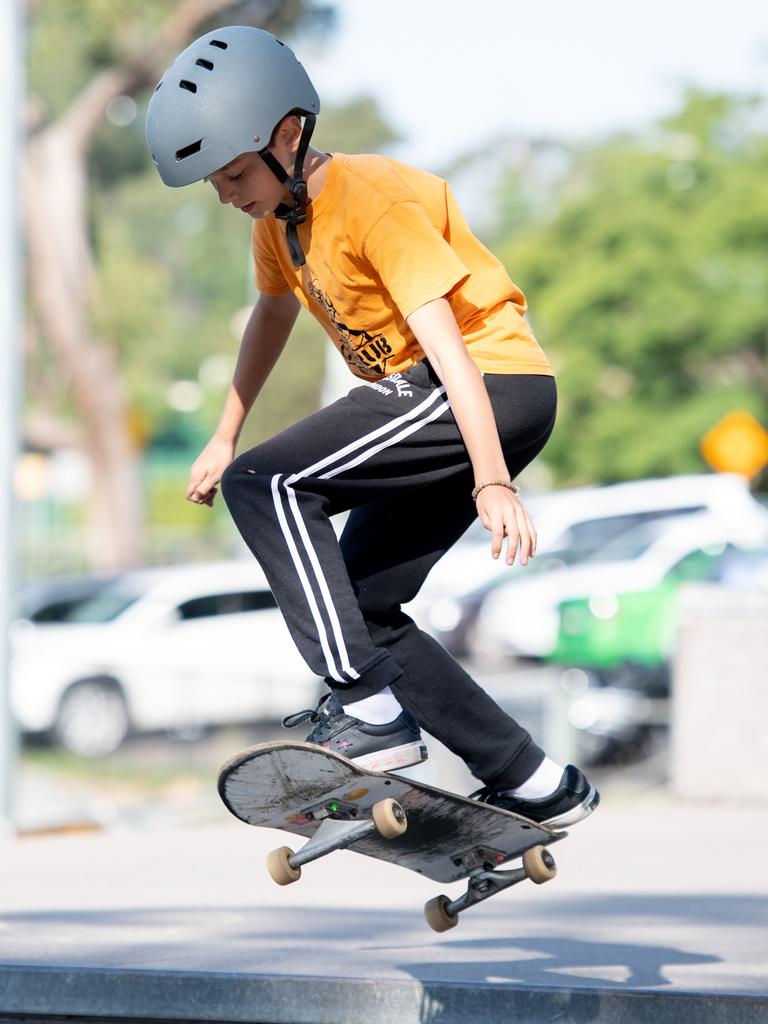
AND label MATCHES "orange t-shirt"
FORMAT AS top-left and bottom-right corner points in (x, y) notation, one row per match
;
(251, 152), (554, 381)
